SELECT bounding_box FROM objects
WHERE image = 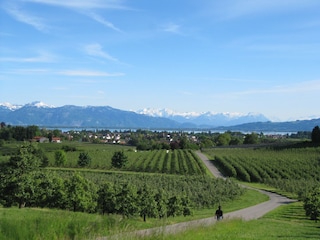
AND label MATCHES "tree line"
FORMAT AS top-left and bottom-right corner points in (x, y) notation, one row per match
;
(0, 143), (243, 221)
